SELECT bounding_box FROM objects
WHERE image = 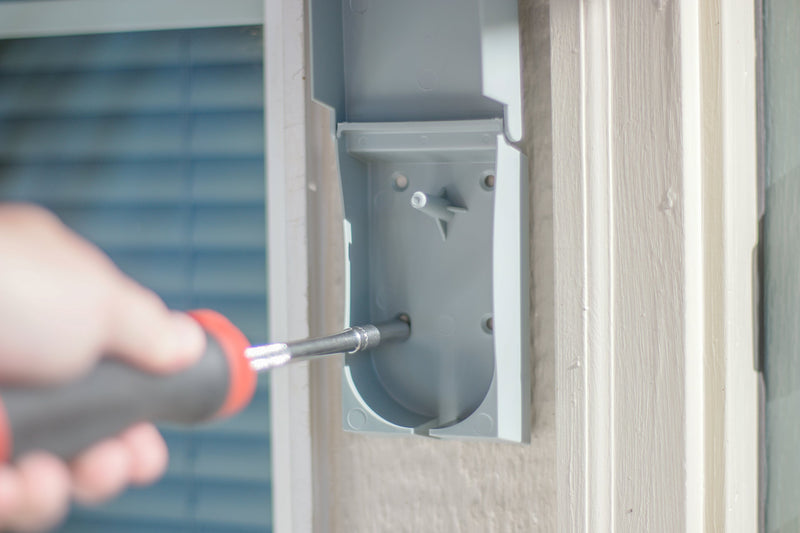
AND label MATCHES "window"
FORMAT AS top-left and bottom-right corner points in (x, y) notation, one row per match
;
(0, 24), (270, 533)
